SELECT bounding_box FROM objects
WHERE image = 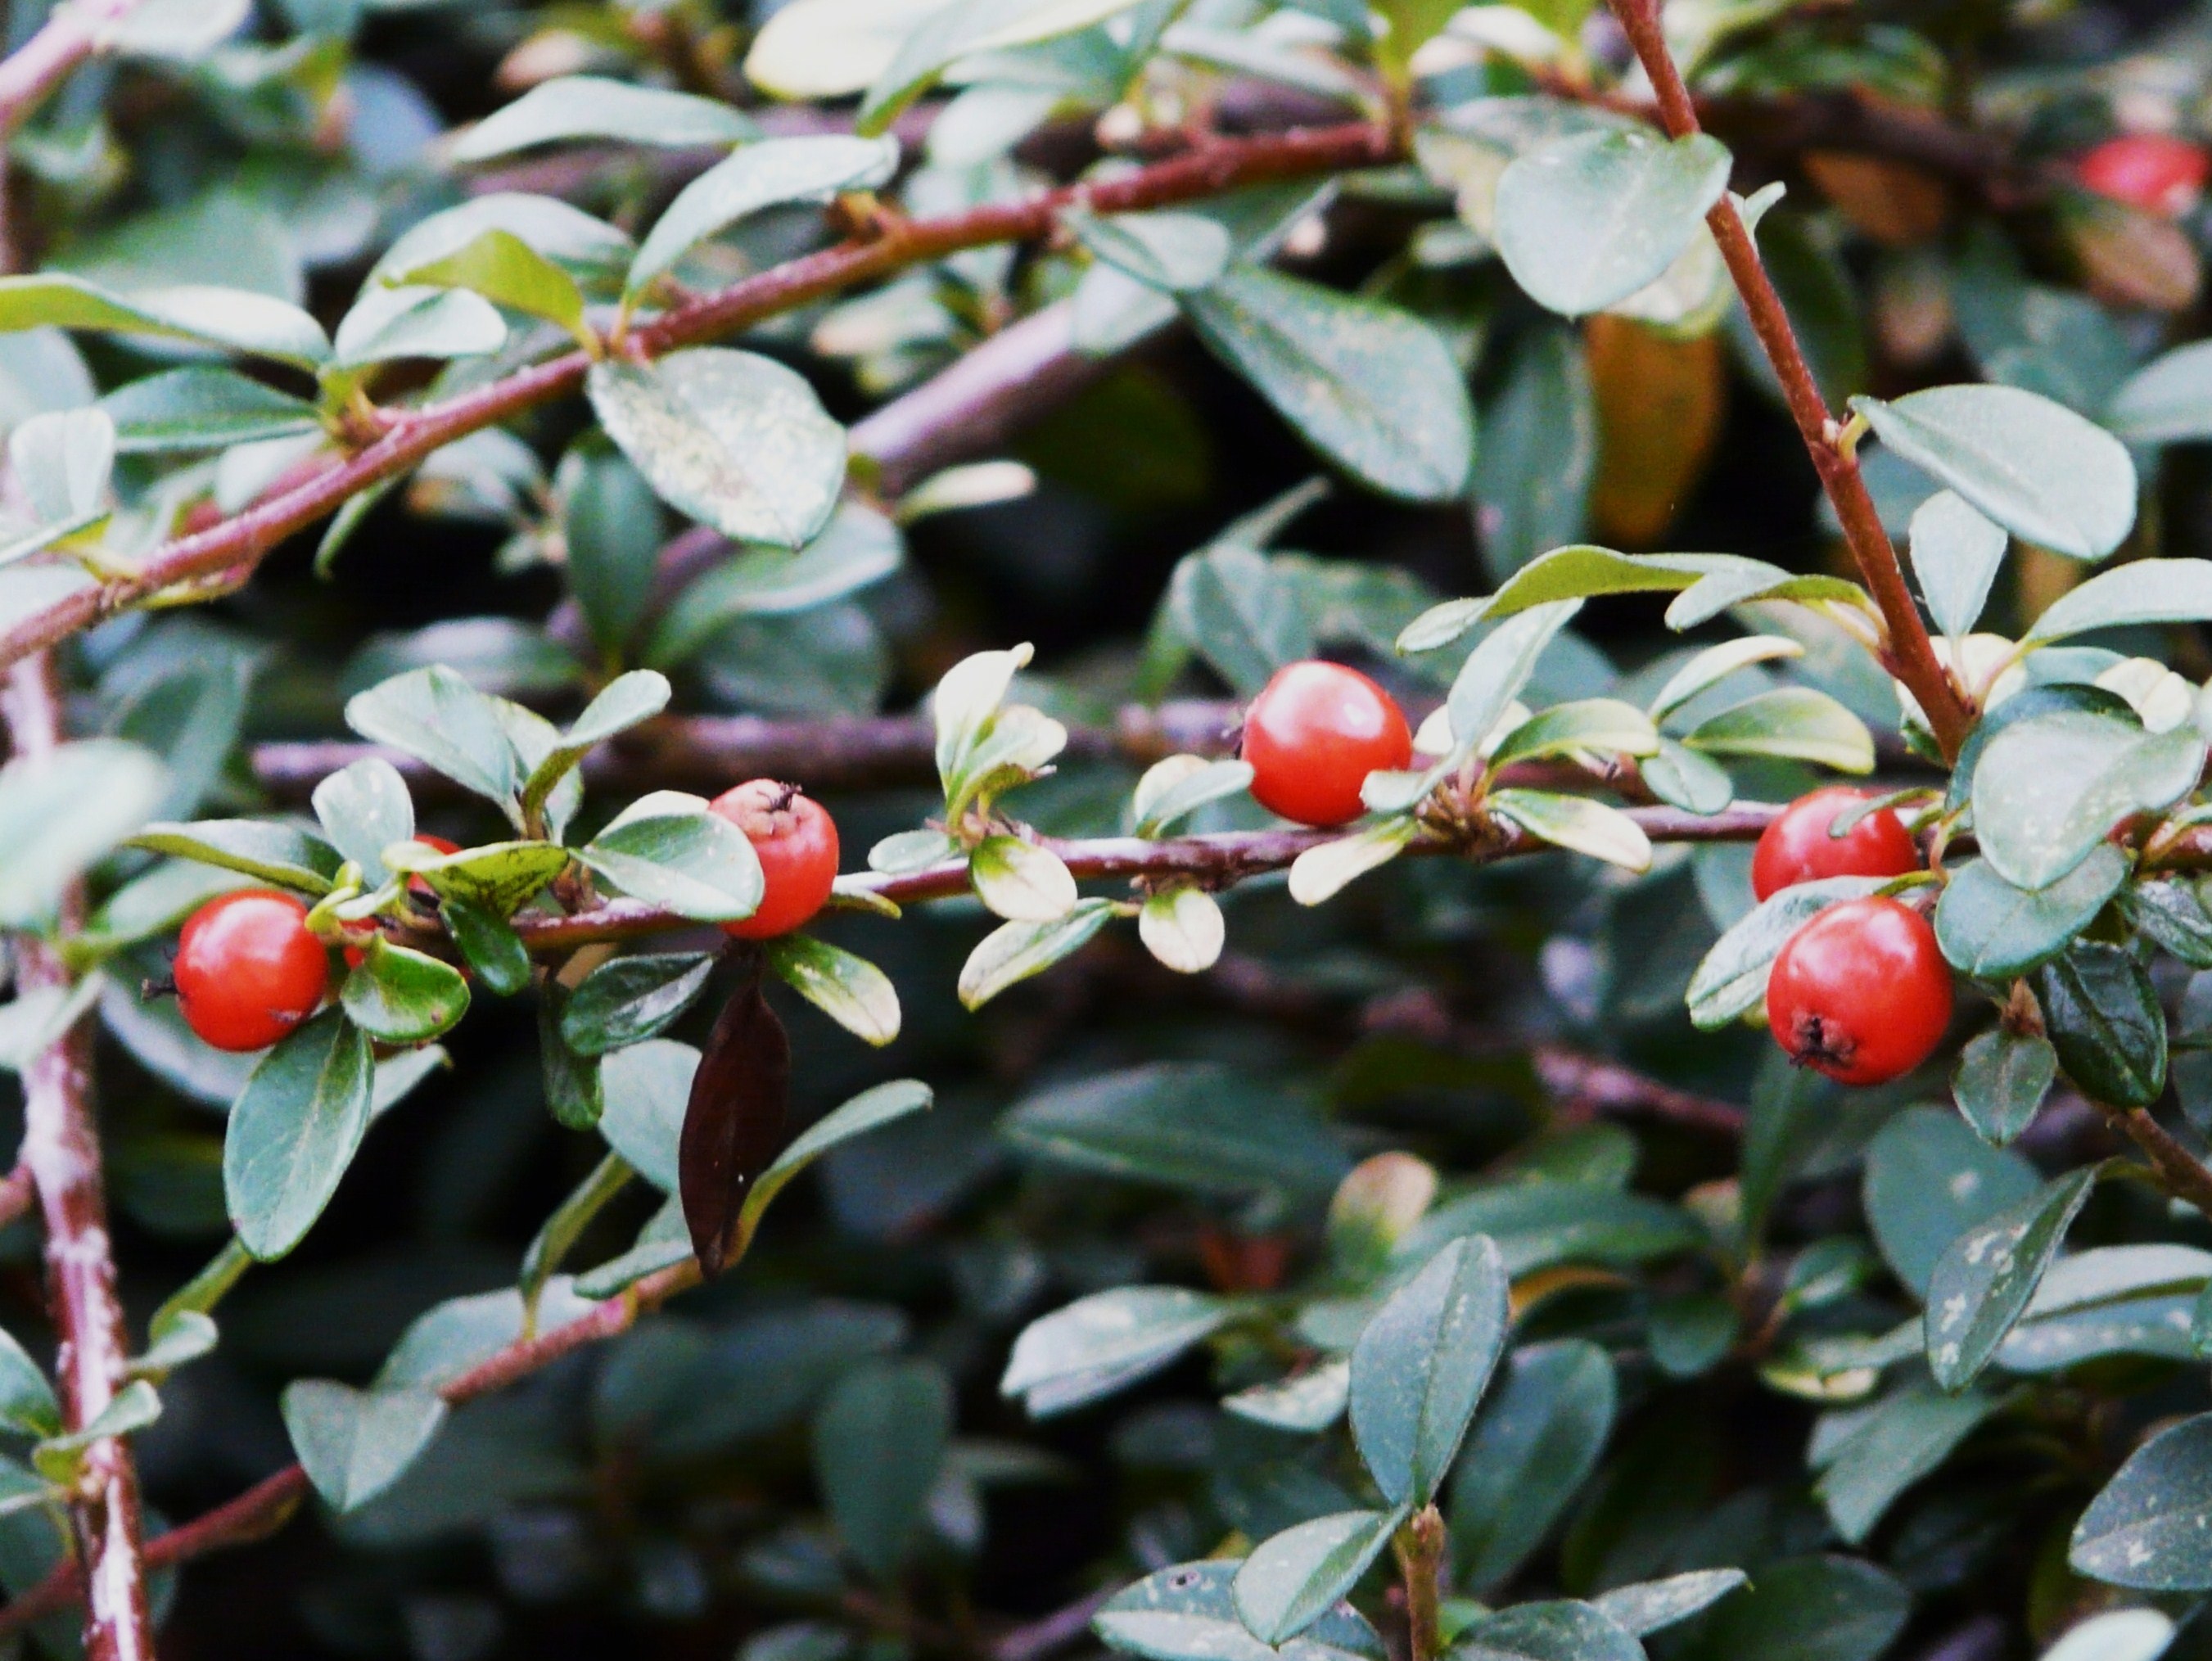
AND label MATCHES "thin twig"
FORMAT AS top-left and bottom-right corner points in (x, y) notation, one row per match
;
(0, 0), (143, 138)
(2097, 1101), (2212, 1224)
(990, 1589), (1116, 1661)
(0, 121), (1398, 678)
(1, 654), (153, 1661)
(1604, 0), (1975, 762)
